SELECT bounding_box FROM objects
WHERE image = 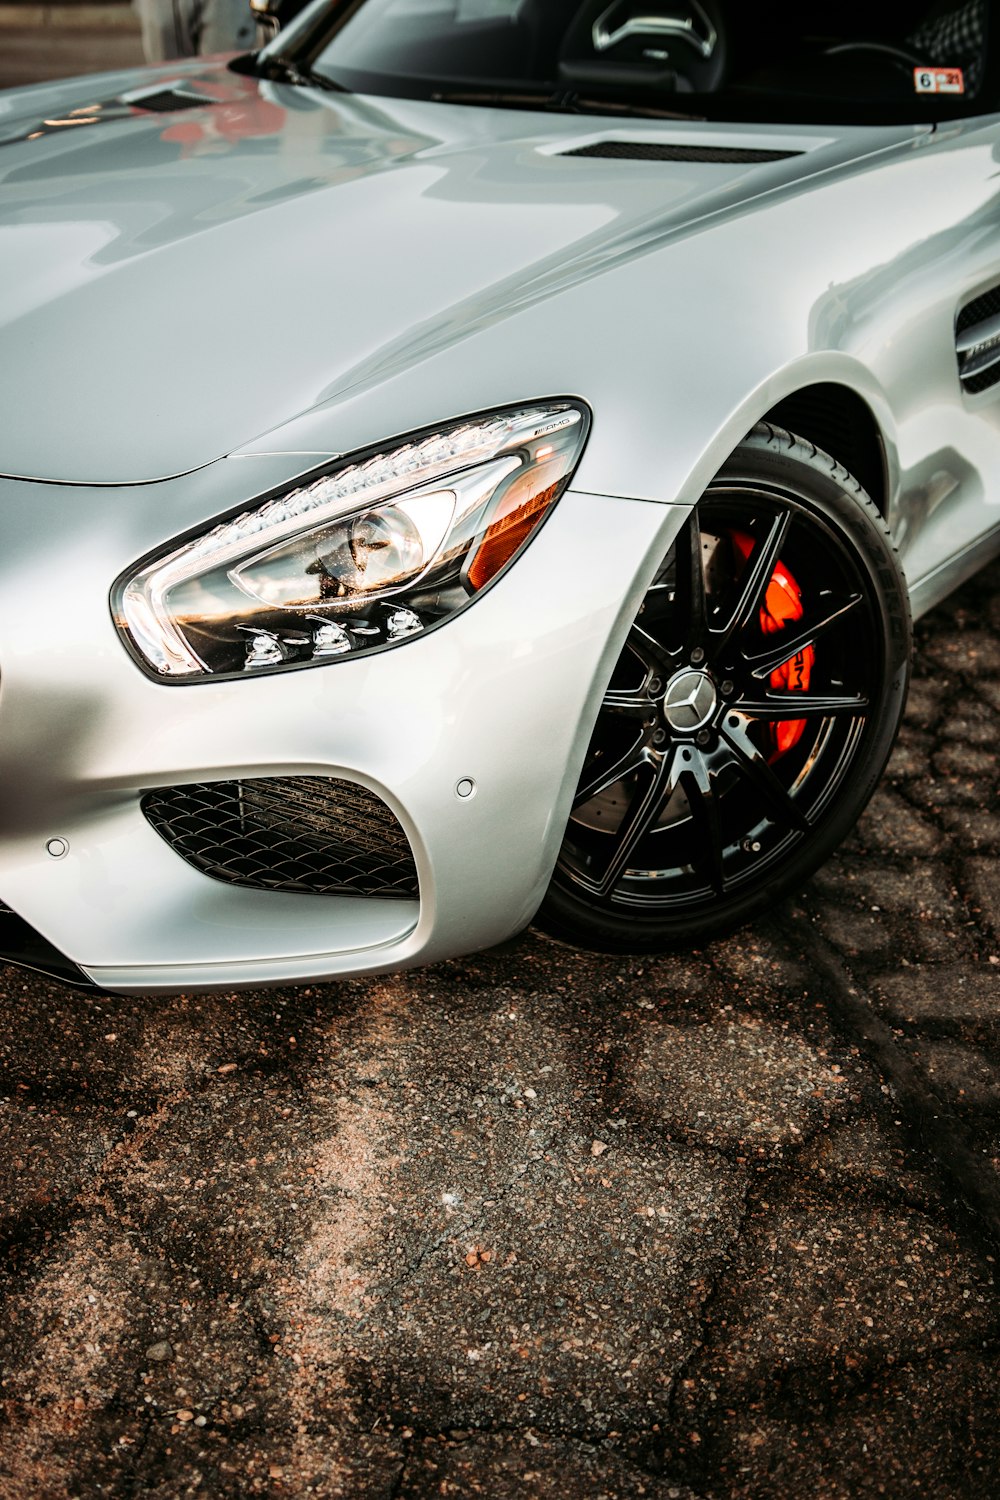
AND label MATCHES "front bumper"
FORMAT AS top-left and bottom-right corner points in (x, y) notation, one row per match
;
(0, 468), (685, 992)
